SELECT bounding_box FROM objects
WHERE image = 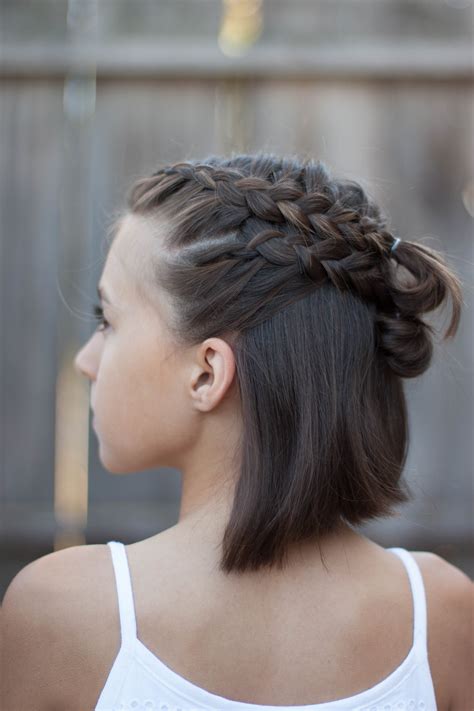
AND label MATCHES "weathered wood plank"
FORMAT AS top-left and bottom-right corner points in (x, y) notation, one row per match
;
(1, 42), (473, 79)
